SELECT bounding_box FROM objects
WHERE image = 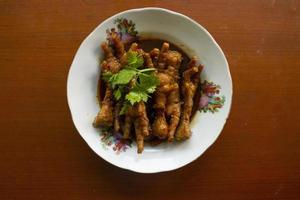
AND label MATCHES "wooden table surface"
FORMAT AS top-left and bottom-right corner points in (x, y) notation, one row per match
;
(1, 0), (300, 199)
